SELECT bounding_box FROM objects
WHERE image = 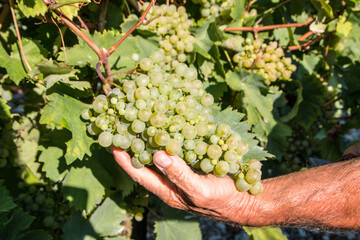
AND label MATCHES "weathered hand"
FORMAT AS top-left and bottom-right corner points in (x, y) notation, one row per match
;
(112, 147), (254, 224)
